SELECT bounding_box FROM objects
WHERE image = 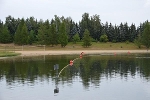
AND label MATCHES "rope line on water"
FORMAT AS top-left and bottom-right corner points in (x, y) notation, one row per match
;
(57, 54), (83, 78)
(58, 64), (69, 77)
(57, 52), (84, 78)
